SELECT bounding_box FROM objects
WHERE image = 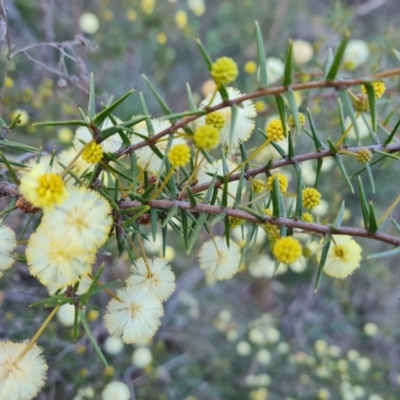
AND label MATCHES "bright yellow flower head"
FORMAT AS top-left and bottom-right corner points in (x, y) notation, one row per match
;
(267, 173), (288, 193)
(193, 125), (220, 151)
(361, 82), (385, 99)
(19, 162), (69, 209)
(244, 60), (257, 75)
(229, 217), (245, 228)
(205, 112), (225, 131)
(264, 208), (273, 216)
(316, 235), (362, 279)
(266, 119), (287, 141)
(167, 143), (191, 168)
(273, 236), (302, 265)
(175, 10), (188, 29)
(252, 179), (265, 193)
(302, 187), (321, 209)
(81, 142), (104, 164)
(356, 148), (372, 164)
(288, 113), (306, 128)
(211, 57), (239, 86)
(301, 212), (314, 223)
